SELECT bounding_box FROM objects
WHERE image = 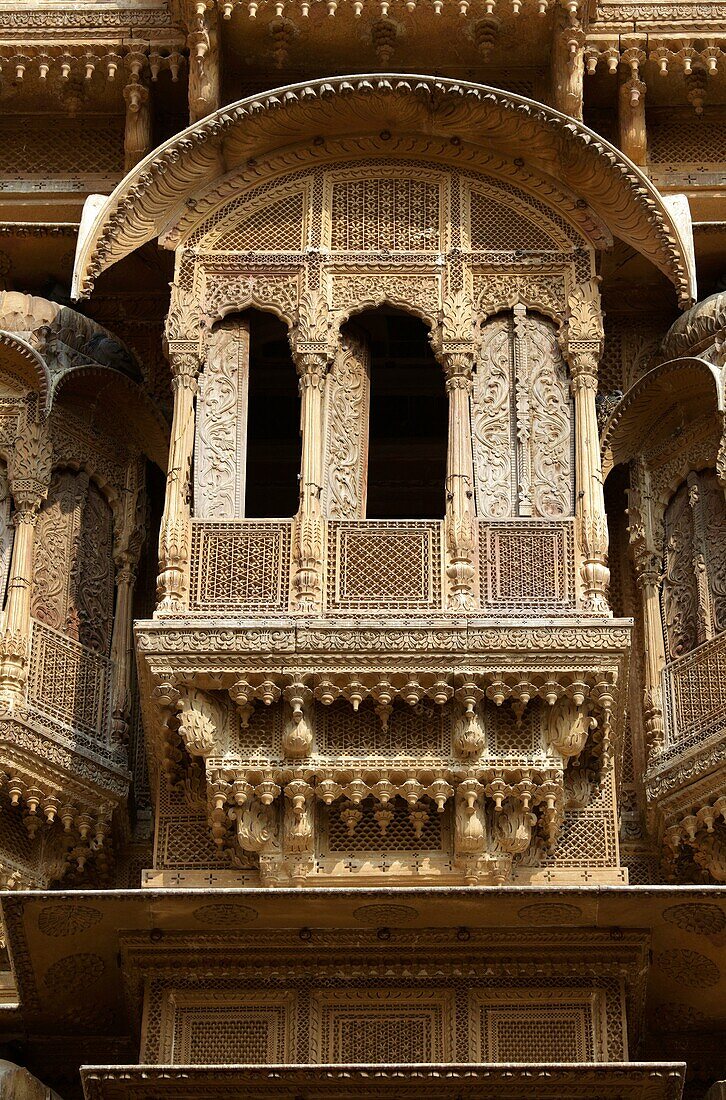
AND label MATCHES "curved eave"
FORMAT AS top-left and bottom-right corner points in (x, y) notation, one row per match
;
(601, 356), (722, 479)
(72, 75), (695, 306)
(0, 332), (52, 411)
